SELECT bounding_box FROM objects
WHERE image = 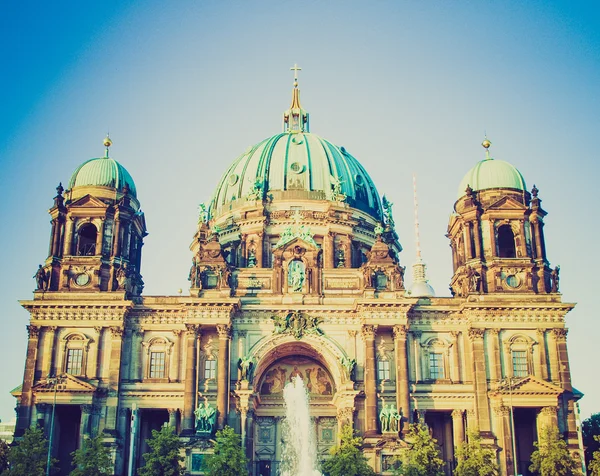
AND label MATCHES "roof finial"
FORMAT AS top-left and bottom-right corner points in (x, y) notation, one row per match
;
(290, 63), (301, 88)
(103, 134), (112, 158)
(482, 135), (492, 160)
(413, 174), (422, 261)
